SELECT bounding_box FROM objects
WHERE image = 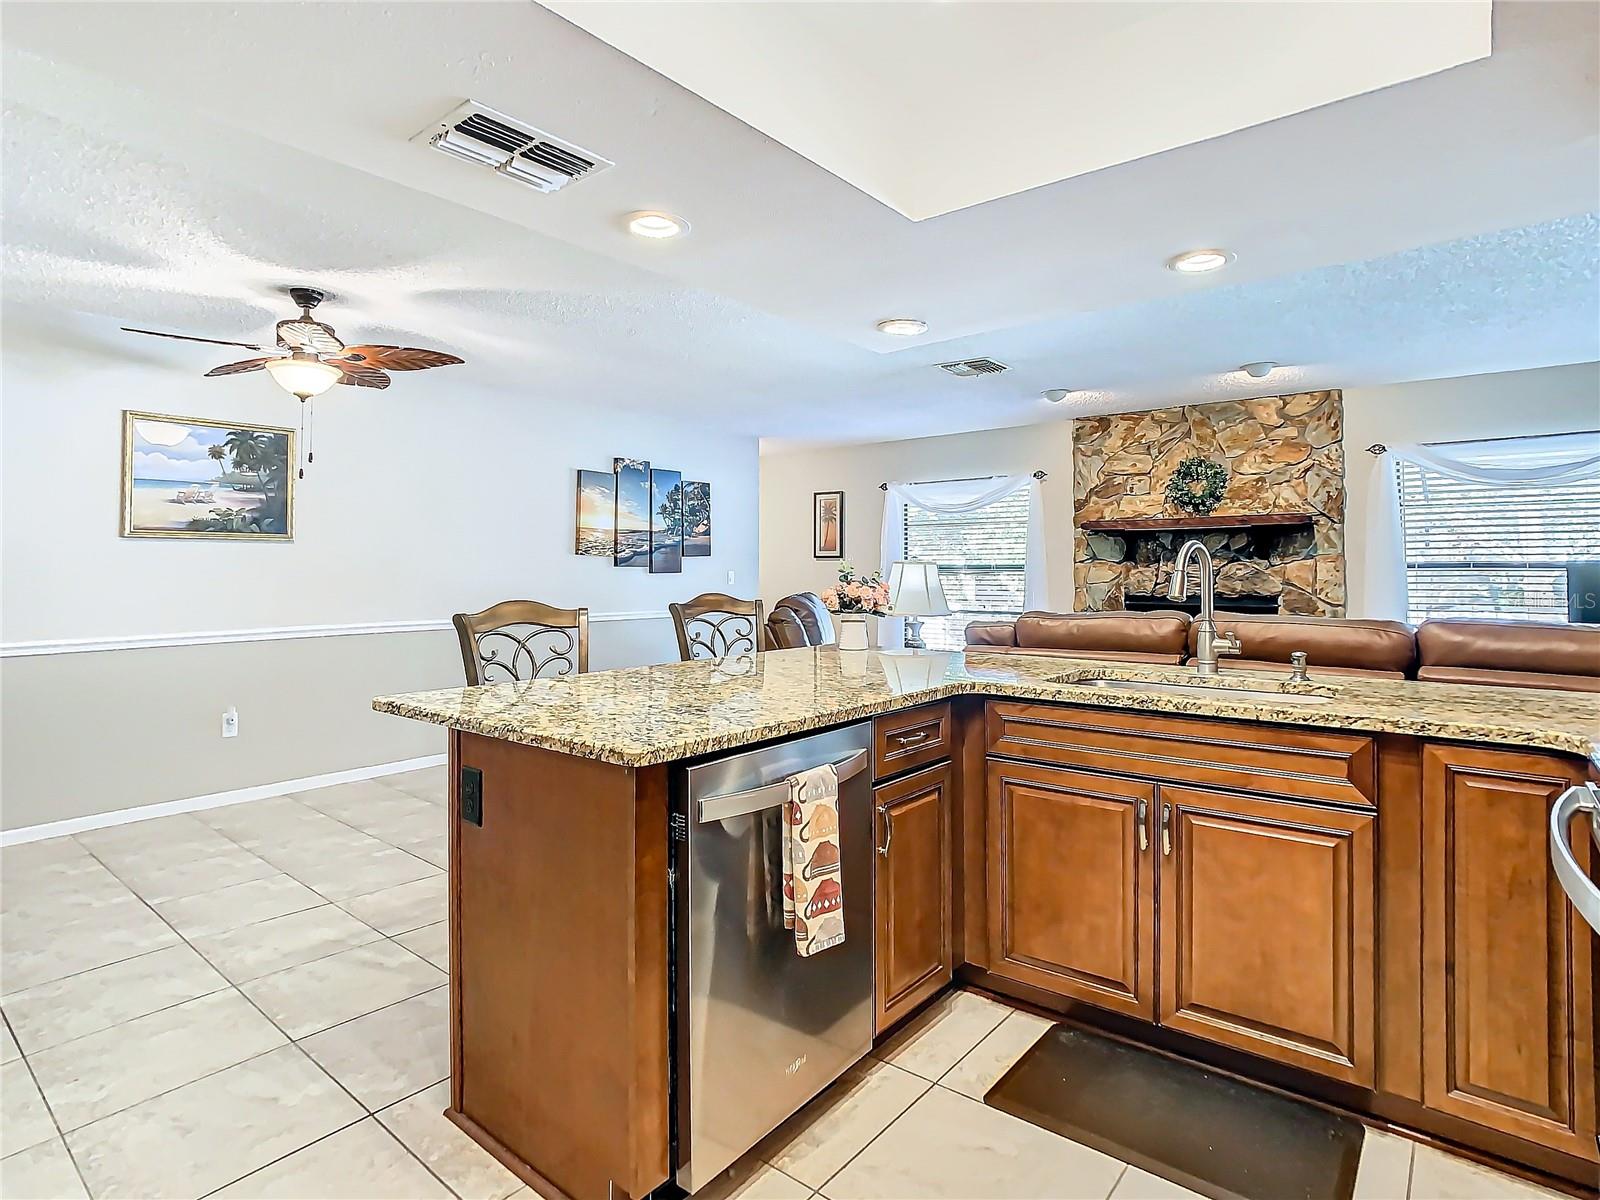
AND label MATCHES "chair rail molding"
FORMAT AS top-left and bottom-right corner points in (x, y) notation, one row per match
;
(1, 612), (668, 658)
